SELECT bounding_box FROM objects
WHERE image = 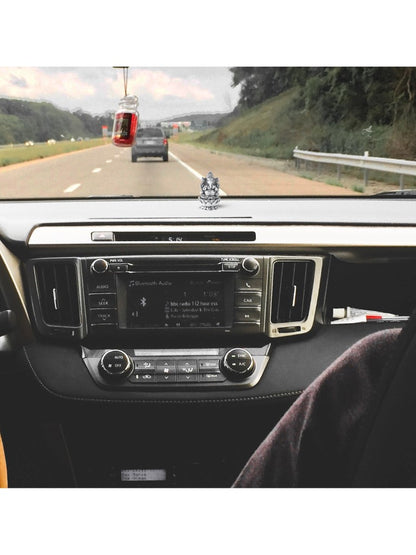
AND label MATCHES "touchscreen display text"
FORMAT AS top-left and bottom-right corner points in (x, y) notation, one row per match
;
(124, 273), (229, 329)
